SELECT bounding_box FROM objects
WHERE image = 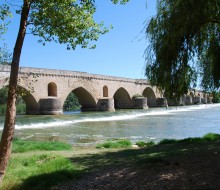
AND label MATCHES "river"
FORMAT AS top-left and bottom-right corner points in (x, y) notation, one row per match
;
(0, 104), (220, 146)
